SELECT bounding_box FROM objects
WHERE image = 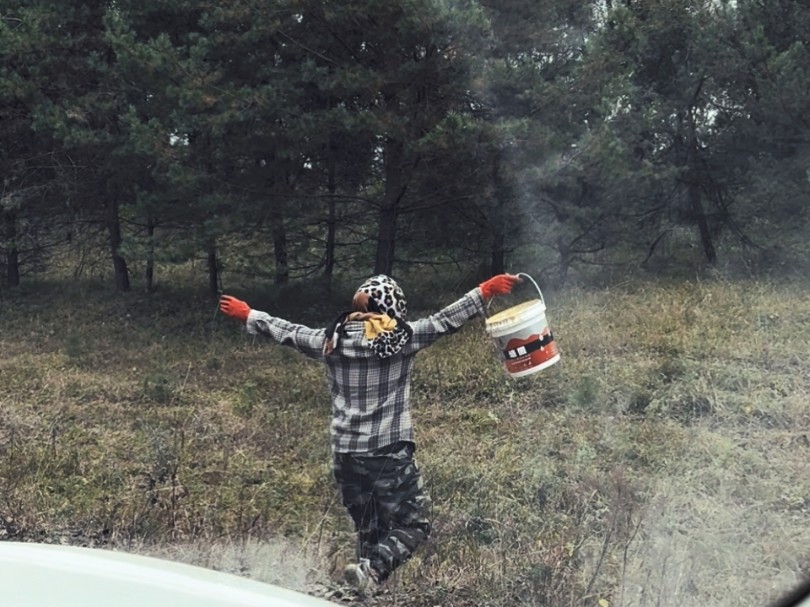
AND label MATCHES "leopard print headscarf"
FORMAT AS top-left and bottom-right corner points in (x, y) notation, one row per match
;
(324, 275), (412, 359)
(355, 274), (408, 320)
